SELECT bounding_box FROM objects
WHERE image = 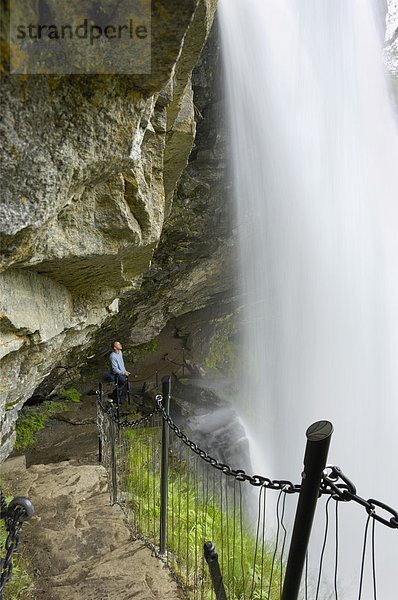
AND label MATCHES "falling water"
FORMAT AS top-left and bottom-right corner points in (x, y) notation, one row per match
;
(219, 0), (398, 597)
